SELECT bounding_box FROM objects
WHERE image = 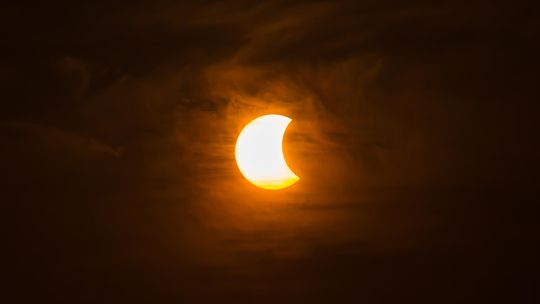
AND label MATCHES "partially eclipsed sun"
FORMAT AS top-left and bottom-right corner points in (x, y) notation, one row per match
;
(235, 114), (299, 190)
